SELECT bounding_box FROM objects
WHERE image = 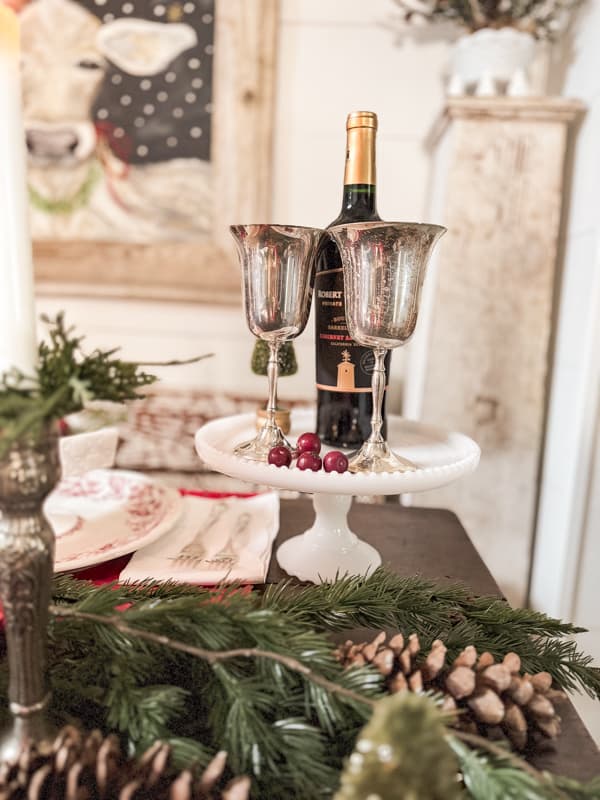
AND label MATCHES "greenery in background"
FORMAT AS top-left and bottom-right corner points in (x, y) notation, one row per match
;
(0, 313), (210, 458)
(250, 340), (298, 378)
(0, 570), (597, 798)
(392, 0), (582, 39)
